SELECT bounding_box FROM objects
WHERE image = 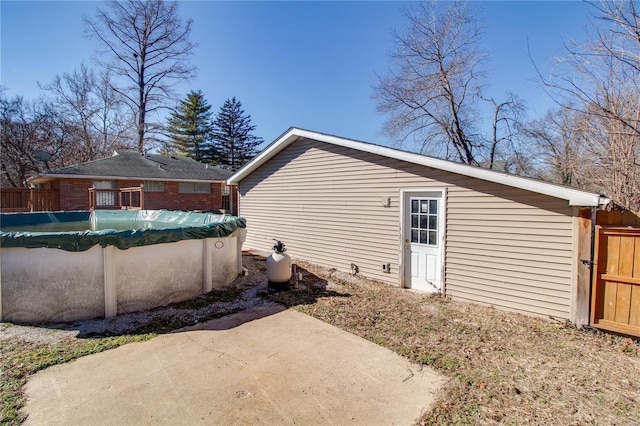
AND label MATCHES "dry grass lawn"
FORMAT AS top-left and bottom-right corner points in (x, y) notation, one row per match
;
(2, 255), (639, 425)
(269, 260), (640, 425)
